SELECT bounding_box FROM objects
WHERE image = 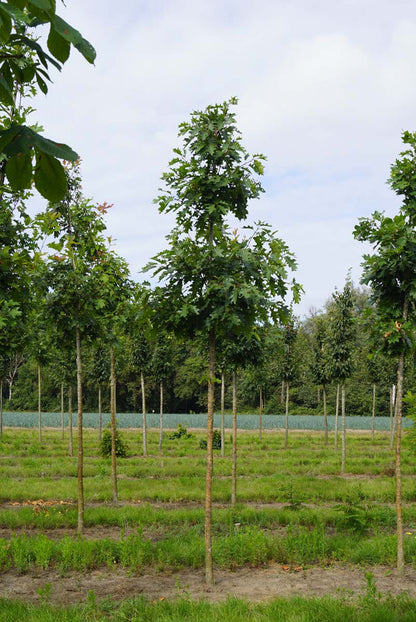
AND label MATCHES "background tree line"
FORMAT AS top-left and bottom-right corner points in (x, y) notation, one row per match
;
(3, 281), (412, 419)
